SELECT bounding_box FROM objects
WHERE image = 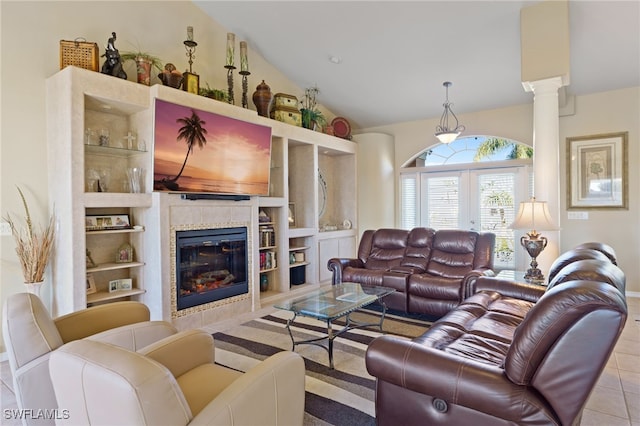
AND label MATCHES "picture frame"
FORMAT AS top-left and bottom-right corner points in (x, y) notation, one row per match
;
(118, 278), (133, 291)
(116, 243), (133, 263)
(86, 274), (97, 295)
(108, 279), (119, 293)
(109, 278), (133, 293)
(108, 278), (132, 293)
(183, 72), (199, 95)
(85, 214), (131, 231)
(566, 132), (628, 210)
(288, 203), (296, 228)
